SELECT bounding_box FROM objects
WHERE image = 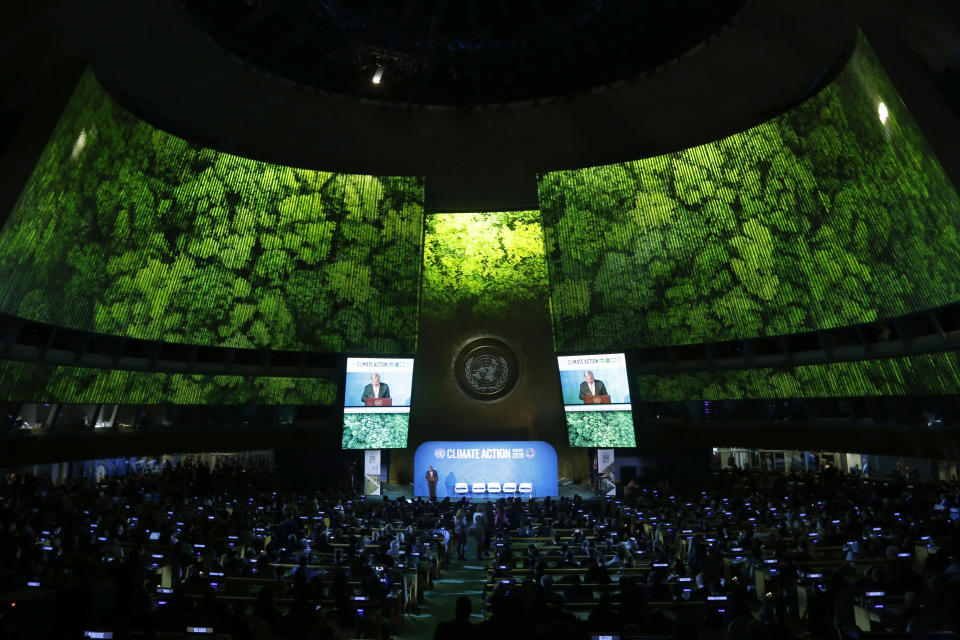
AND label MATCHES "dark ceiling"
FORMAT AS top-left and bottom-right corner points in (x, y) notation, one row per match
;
(0, 0), (858, 212)
(185, 0), (745, 104)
